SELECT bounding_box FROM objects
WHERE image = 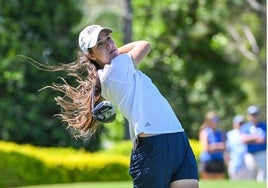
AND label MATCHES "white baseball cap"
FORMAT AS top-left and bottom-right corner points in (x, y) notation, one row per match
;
(247, 105), (260, 115)
(232, 114), (245, 124)
(78, 25), (113, 53)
